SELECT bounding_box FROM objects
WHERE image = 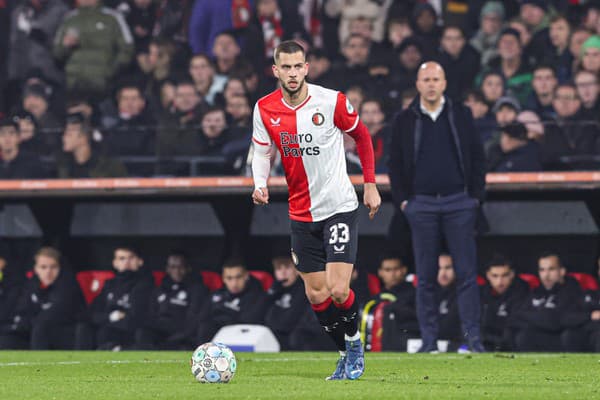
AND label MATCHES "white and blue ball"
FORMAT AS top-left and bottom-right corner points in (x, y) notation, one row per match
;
(190, 342), (237, 383)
